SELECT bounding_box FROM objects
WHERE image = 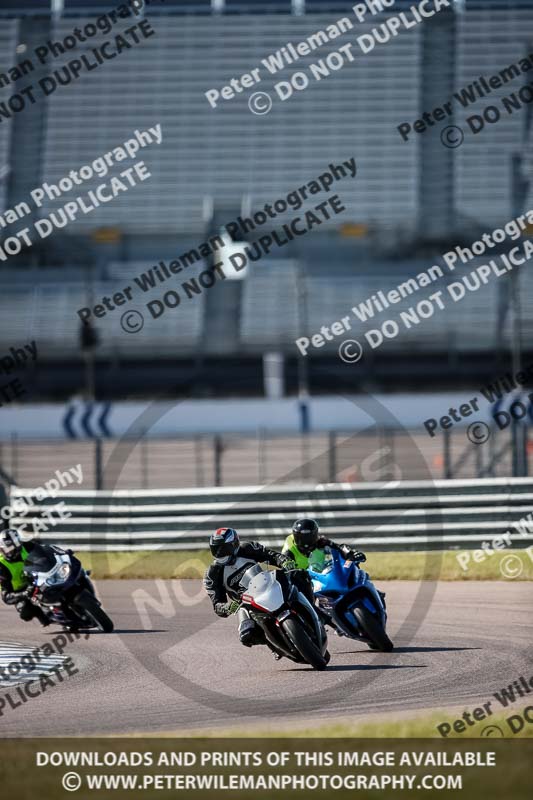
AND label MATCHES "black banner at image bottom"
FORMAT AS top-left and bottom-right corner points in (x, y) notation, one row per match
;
(0, 738), (531, 799)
